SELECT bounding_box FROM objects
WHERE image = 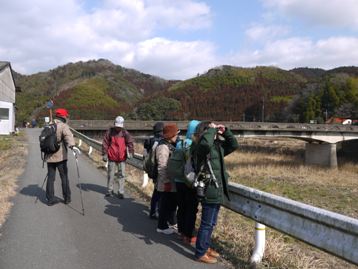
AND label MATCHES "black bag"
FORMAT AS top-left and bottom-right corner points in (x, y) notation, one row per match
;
(143, 140), (159, 180)
(39, 124), (60, 158)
